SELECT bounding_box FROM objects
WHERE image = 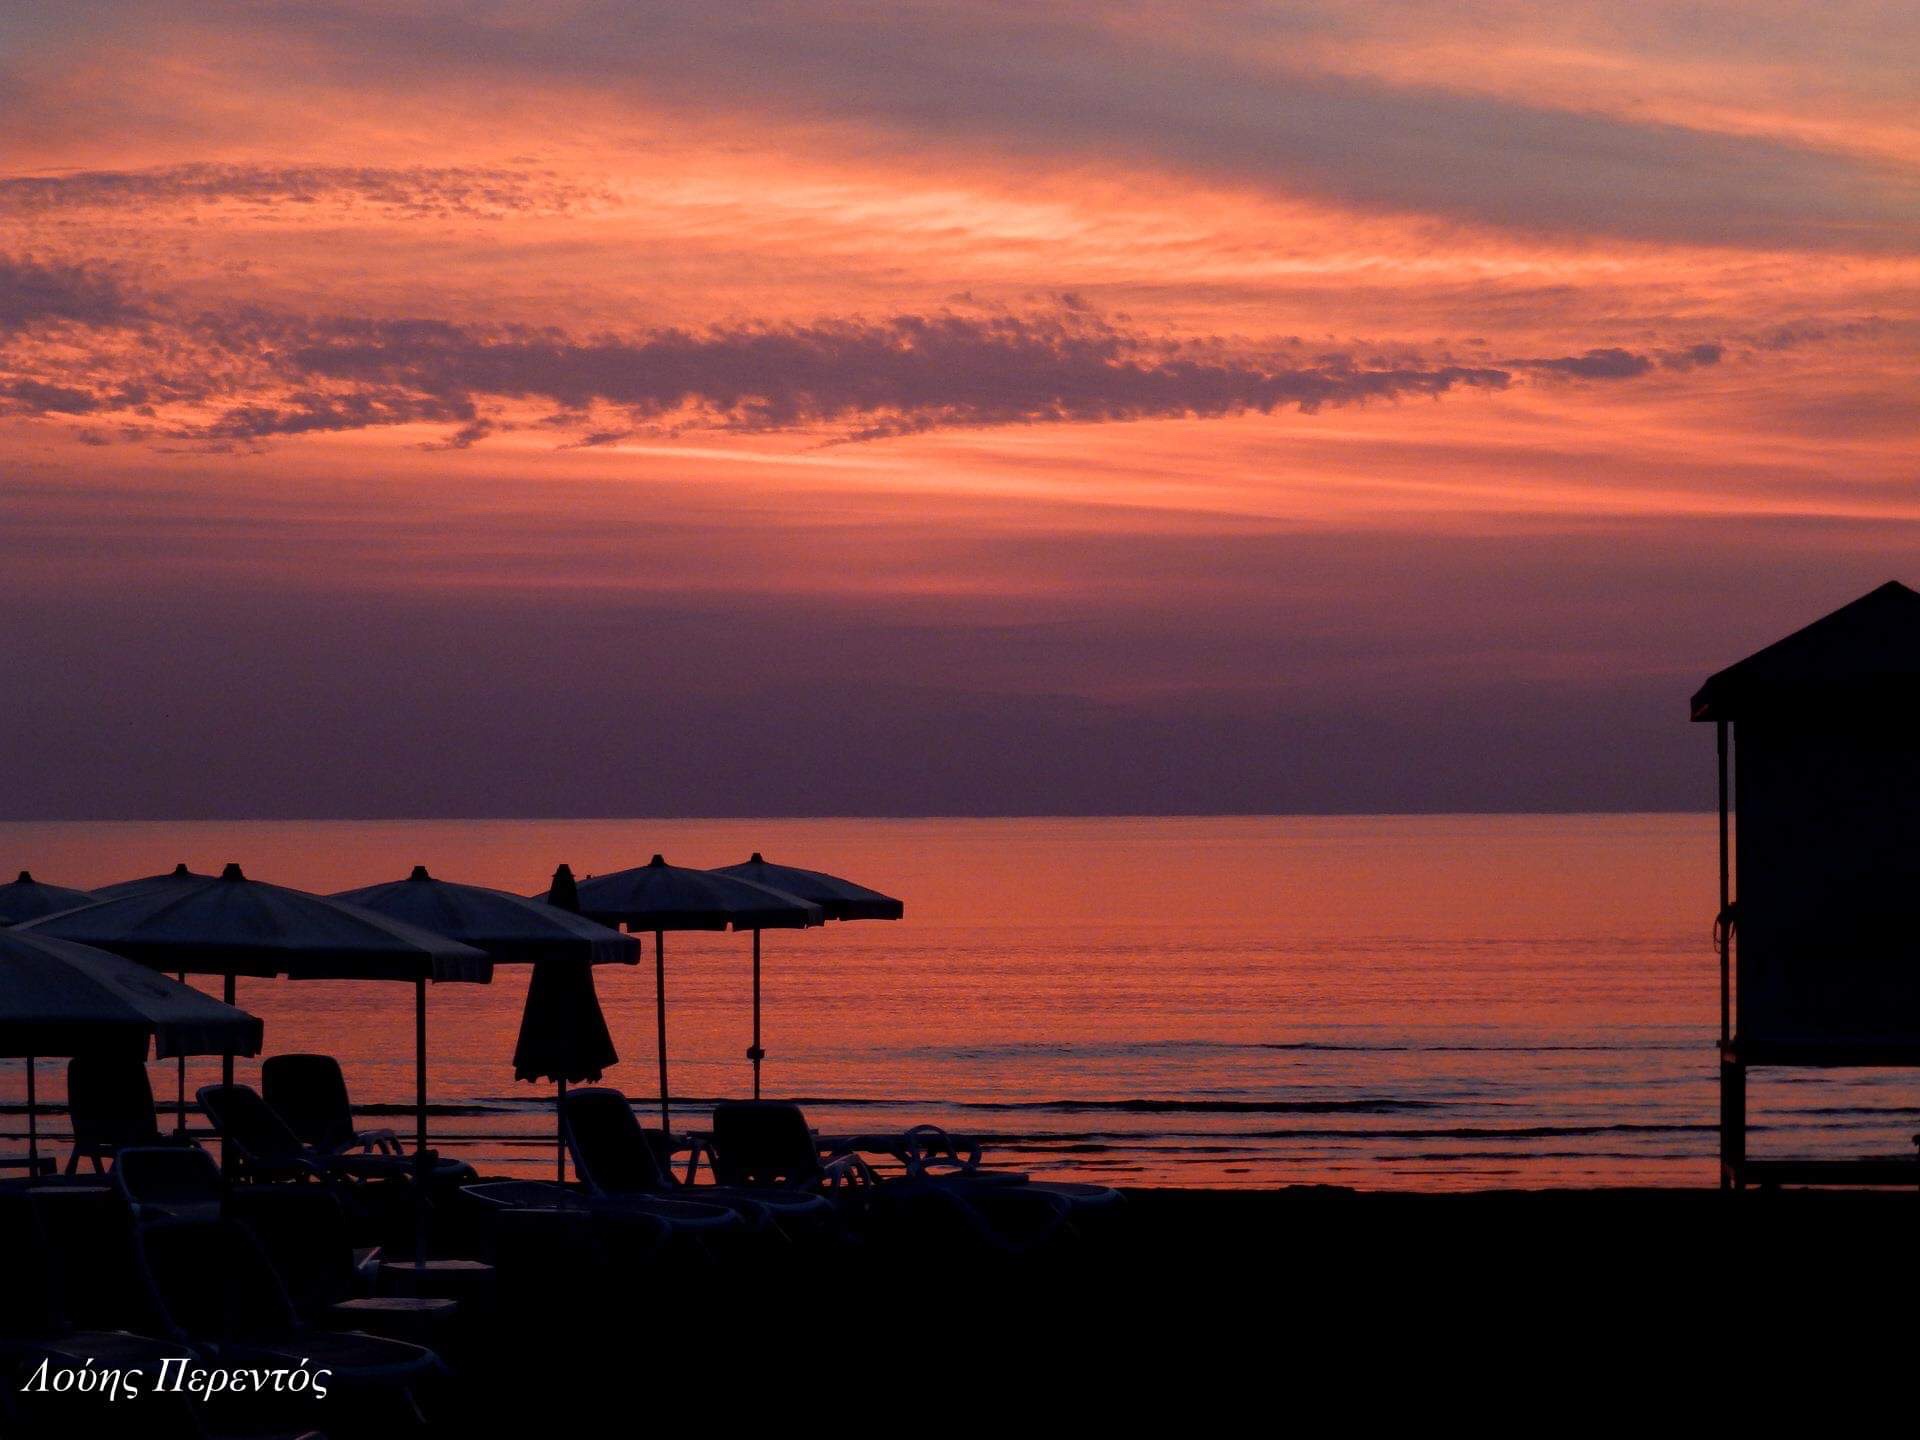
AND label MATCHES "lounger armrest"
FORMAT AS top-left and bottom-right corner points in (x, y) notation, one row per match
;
(891, 1124), (983, 1178)
(679, 1135), (715, 1186)
(353, 1128), (403, 1155)
(819, 1153), (879, 1192)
